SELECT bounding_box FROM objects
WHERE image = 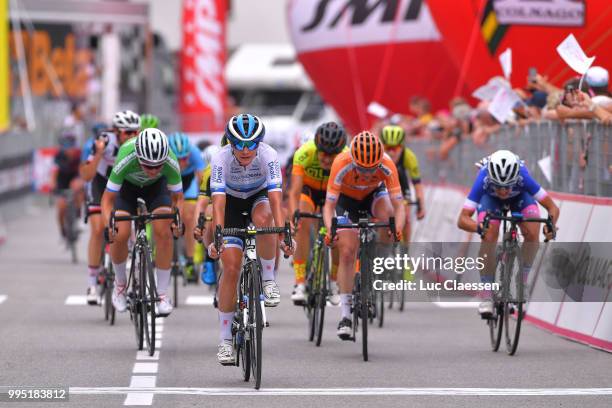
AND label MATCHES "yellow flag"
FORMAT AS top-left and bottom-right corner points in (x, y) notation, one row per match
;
(0, 0), (9, 131)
